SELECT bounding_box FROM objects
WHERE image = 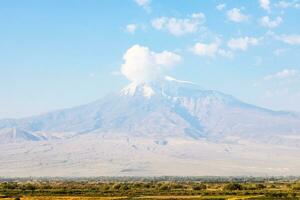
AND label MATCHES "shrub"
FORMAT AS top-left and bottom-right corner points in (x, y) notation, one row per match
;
(255, 183), (266, 190)
(171, 183), (184, 189)
(269, 184), (276, 189)
(113, 183), (121, 190)
(159, 184), (170, 191)
(266, 192), (288, 198)
(120, 184), (129, 190)
(24, 183), (36, 191)
(192, 184), (207, 190)
(3, 182), (18, 190)
(223, 183), (243, 190)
